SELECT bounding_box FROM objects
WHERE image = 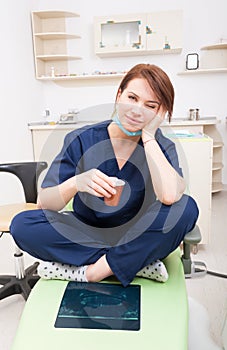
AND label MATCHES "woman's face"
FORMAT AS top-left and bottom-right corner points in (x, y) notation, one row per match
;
(116, 78), (163, 132)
